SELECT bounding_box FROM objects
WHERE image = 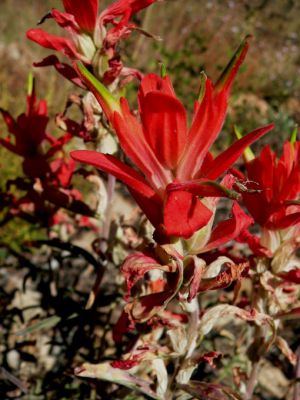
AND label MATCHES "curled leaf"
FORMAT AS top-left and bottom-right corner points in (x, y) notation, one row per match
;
(75, 362), (162, 400)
